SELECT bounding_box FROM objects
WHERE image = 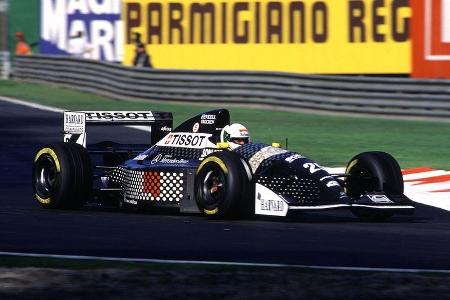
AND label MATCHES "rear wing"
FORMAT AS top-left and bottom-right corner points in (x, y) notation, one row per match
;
(63, 111), (173, 147)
